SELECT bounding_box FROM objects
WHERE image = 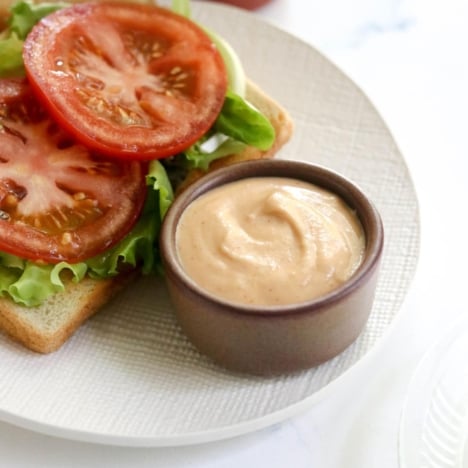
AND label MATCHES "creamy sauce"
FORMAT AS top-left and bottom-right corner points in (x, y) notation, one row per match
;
(176, 177), (366, 306)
